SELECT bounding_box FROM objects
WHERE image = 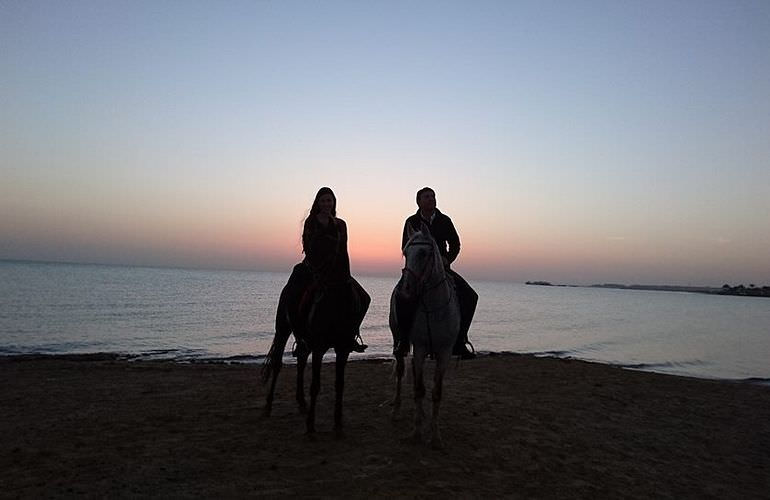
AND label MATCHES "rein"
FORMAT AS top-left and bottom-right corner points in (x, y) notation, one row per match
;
(401, 242), (434, 287)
